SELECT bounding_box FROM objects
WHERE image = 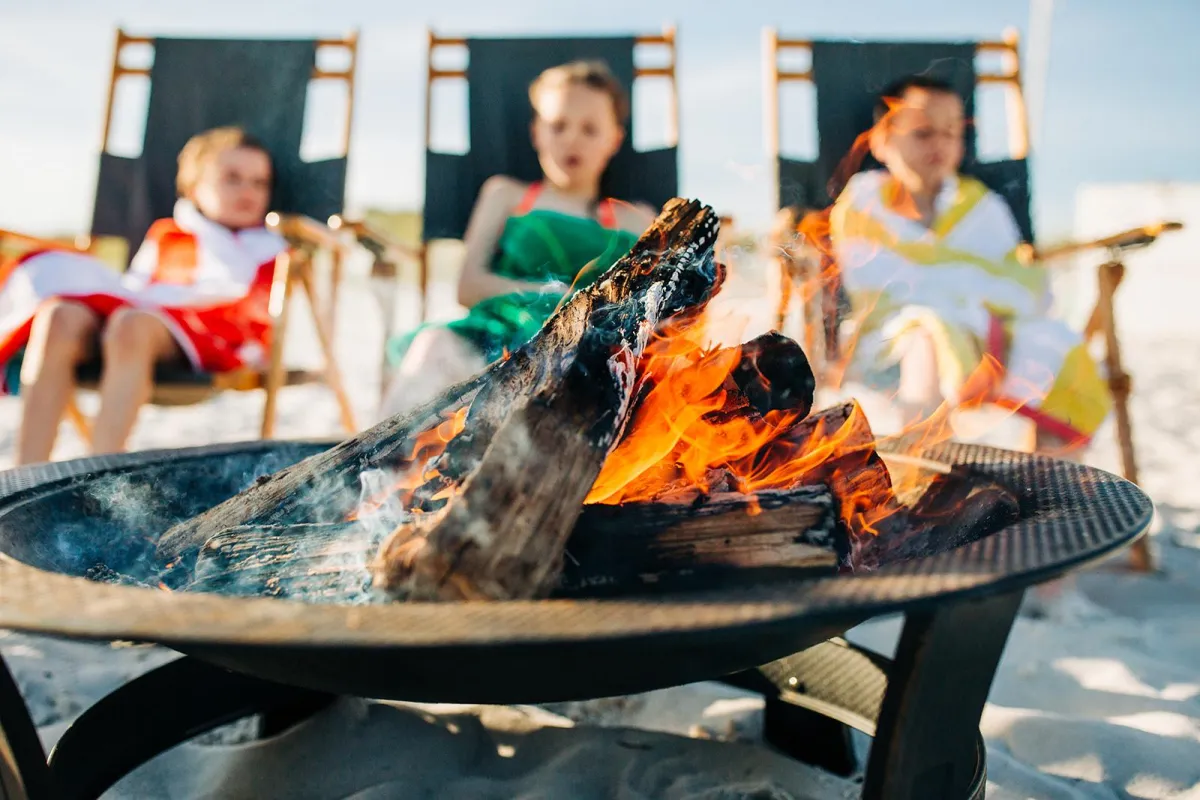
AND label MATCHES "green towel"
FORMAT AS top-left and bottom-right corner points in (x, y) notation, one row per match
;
(388, 209), (638, 364)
